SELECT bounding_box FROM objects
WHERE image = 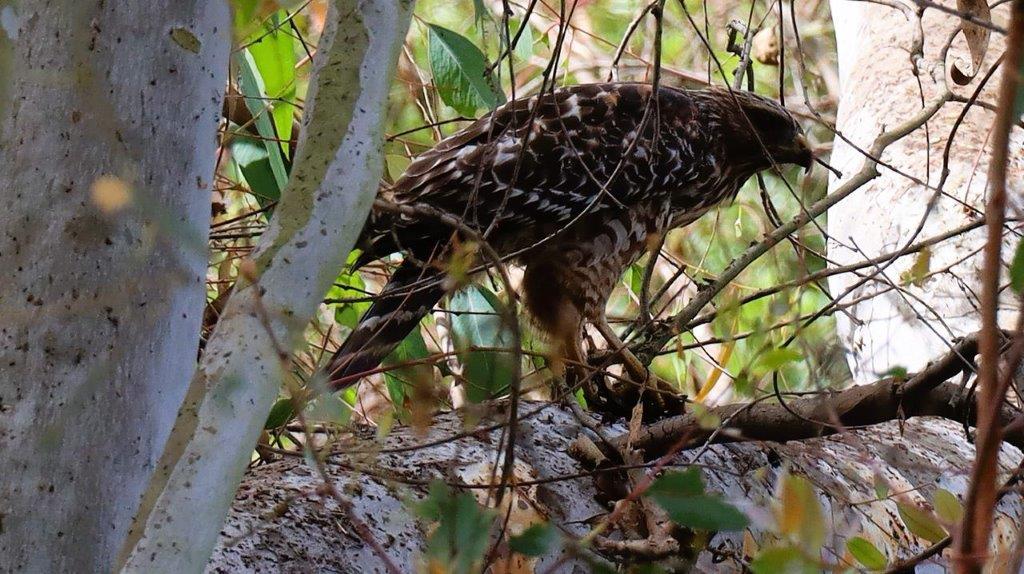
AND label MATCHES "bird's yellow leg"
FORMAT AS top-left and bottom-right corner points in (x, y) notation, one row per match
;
(593, 317), (678, 410)
(552, 328), (607, 408)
